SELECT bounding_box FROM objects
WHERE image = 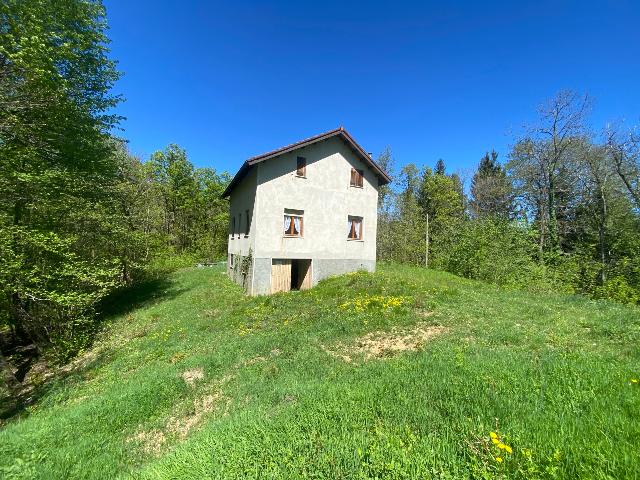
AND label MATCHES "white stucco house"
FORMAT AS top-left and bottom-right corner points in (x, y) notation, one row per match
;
(222, 127), (391, 295)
